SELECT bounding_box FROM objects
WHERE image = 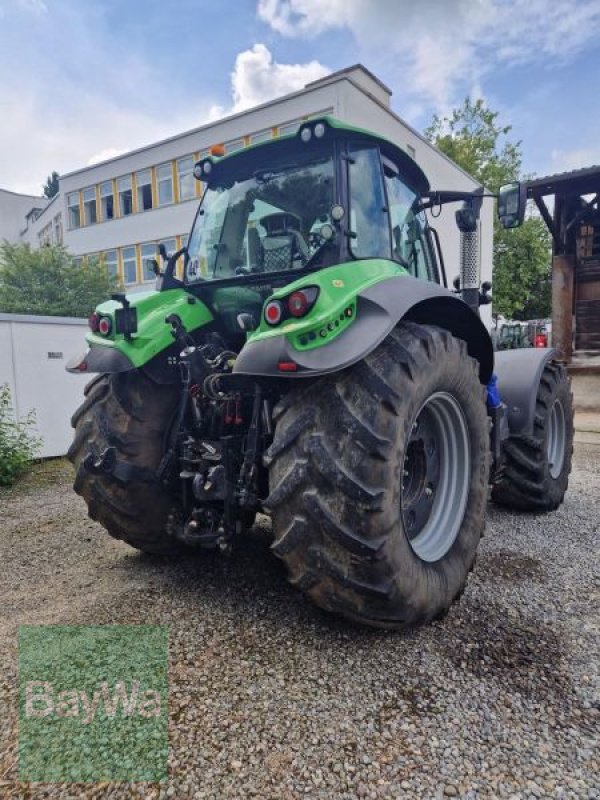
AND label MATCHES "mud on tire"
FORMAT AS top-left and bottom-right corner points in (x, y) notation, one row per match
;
(68, 371), (182, 554)
(265, 322), (490, 628)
